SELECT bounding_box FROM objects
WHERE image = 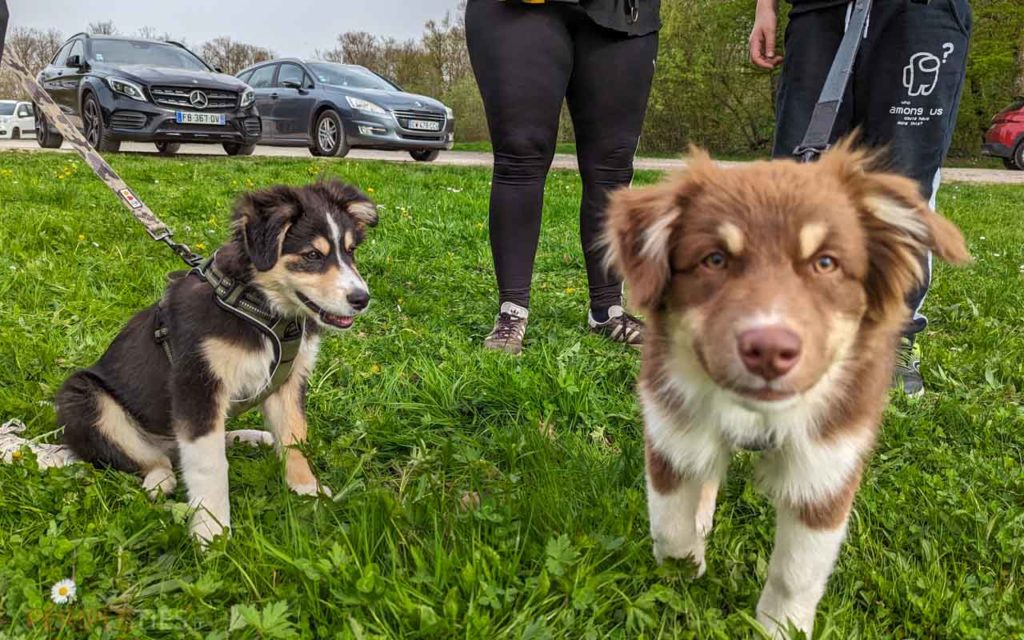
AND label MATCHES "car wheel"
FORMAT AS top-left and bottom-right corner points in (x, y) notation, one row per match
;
(223, 142), (256, 156)
(11, 128), (20, 141)
(409, 149), (440, 162)
(312, 110), (349, 158)
(82, 94), (120, 152)
(155, 142), (182, 156)
(1011, 142), (1024, 171)
(36, 112), (64, 149)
